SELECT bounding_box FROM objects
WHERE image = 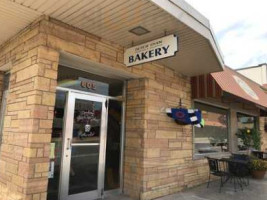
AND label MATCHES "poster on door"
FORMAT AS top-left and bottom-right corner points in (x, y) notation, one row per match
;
(48, 143), (56, 179)
(48, 161), (55, 179)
